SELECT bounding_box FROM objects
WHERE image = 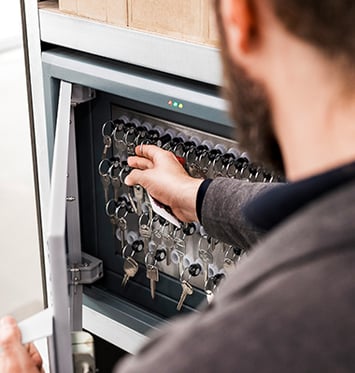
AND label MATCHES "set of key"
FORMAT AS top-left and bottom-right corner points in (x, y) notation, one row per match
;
(98, 114), (280, 311)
